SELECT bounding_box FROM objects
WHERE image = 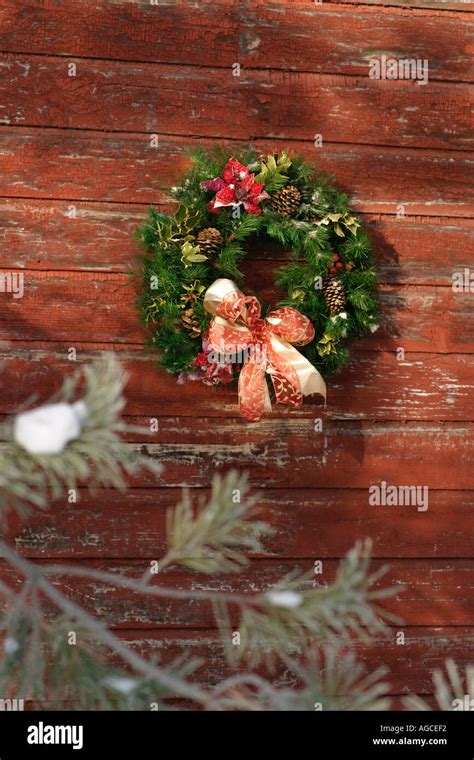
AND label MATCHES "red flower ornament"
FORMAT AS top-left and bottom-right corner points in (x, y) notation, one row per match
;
(201, 158), (269, 216)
